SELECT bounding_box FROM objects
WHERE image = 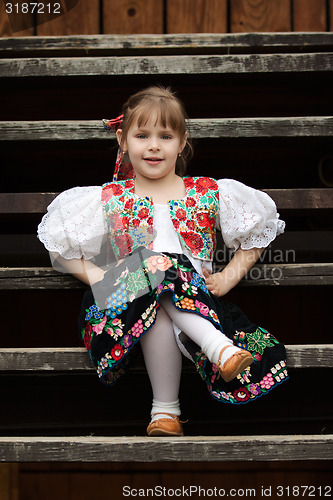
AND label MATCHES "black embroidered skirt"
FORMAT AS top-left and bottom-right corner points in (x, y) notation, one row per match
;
(78, 247), (288, 404)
